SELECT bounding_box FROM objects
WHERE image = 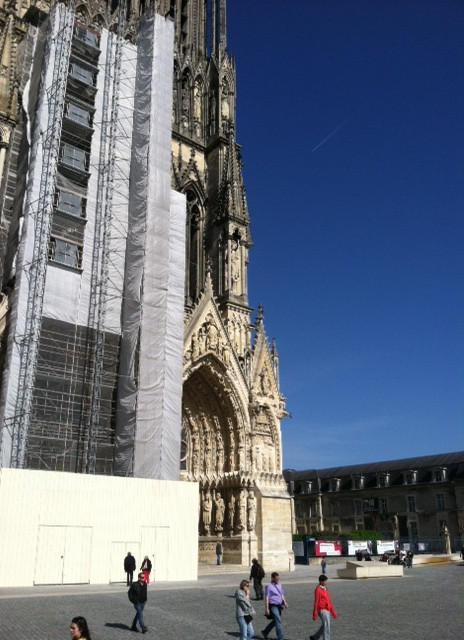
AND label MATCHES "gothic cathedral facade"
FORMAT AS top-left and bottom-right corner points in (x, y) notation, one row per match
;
(0, 0), (293, 567)
(172, 1), (291, 566)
